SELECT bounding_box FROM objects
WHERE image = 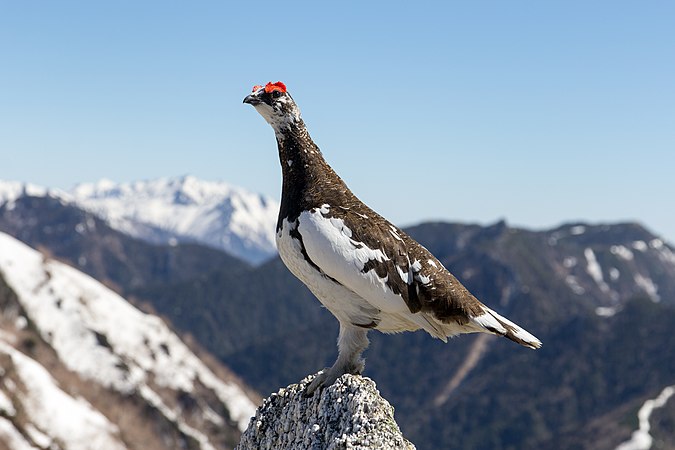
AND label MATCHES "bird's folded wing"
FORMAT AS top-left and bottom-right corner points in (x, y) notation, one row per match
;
(296, 205), (483, 324)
